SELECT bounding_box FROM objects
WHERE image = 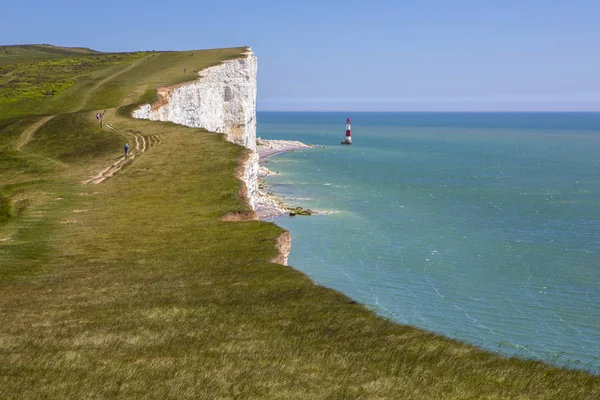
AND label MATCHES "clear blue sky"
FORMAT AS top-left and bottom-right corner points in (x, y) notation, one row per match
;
(3, 0), (600, 111)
